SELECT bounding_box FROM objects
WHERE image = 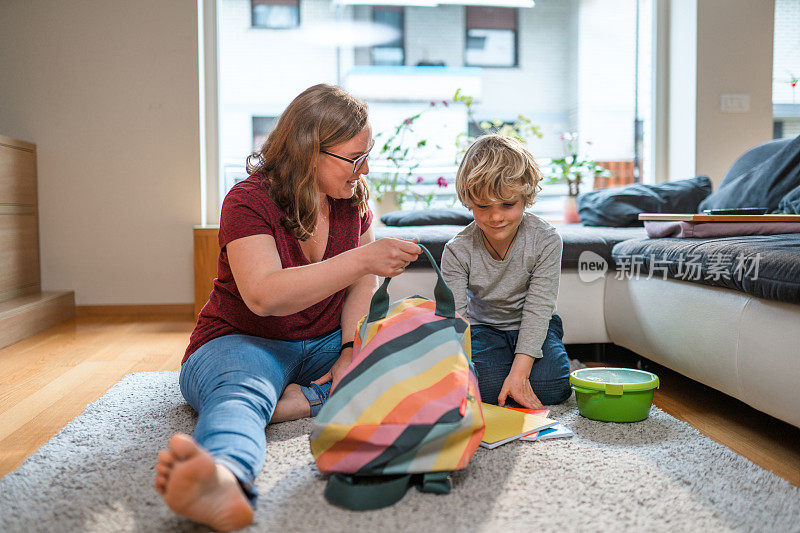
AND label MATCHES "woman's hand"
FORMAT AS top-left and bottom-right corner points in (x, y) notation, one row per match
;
(359, 238), (422, 277)
(312, 347), (353, 392)
(497, 354), (545, 410)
